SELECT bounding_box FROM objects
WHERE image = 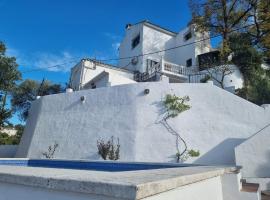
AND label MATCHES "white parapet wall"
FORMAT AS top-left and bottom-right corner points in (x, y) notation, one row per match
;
(70, 59), (136, 91)
(16, 82), (270, 166)
(0, 145), (18, 158)
(235, 125), (270, 178)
